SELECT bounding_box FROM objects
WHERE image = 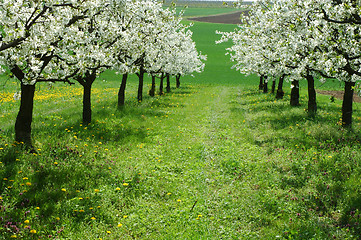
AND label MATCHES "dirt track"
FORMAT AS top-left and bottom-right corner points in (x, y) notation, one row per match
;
(188, 11), (247, 24)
